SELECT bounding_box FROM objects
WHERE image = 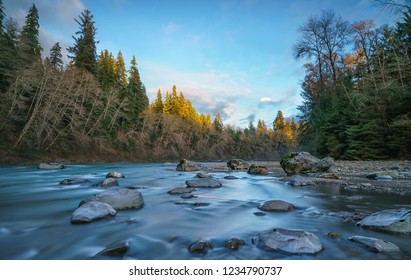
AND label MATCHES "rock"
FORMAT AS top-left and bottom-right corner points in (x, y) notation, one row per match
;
(366, 171), (396, 180)
(59, 178), (91, 185)
(186, 178), (222, 188)
(288, 175), (316, 186)
(176, 159), (201, 171)
(357, 208), (411, 234)
(327, 232), (341, 239)
(227, 159), (249, 170)
(80, 187), (144, 210)
(348, 235), (400, 252)
(181, 194), (197, 199)
(224, 175), (239, 180)
(317, 173), (340, 179)
(225, 238), (244, 250)
(168, 187), (194, 194)
(344, 185), (360, 192)
(254, 228), (322, 255)
(188, 240), (212, 254)
(280, 152), (336, 175)
(375, 175), (393, 181)
(93, 178), (119, 187)
(71, 201), (116, 223)
(196, 172), (212, 178)
(248, 164), (268, 175)
(97, 240), (129, 256)
(106, 172), (125, 178)
(258, 200), (294, 212)
(253, 211), (267, 216)
(38, 162), (65, 169)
